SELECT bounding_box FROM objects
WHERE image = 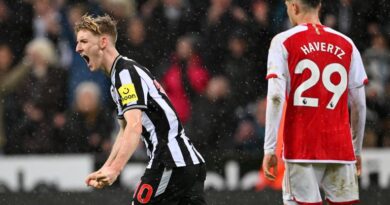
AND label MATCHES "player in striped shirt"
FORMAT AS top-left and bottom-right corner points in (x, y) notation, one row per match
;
(74, 14), (206, 205)
(262, 0), (367, 204)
